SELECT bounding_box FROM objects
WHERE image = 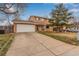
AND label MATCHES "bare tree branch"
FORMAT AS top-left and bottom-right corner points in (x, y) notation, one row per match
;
(0, 3), (27, 33)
